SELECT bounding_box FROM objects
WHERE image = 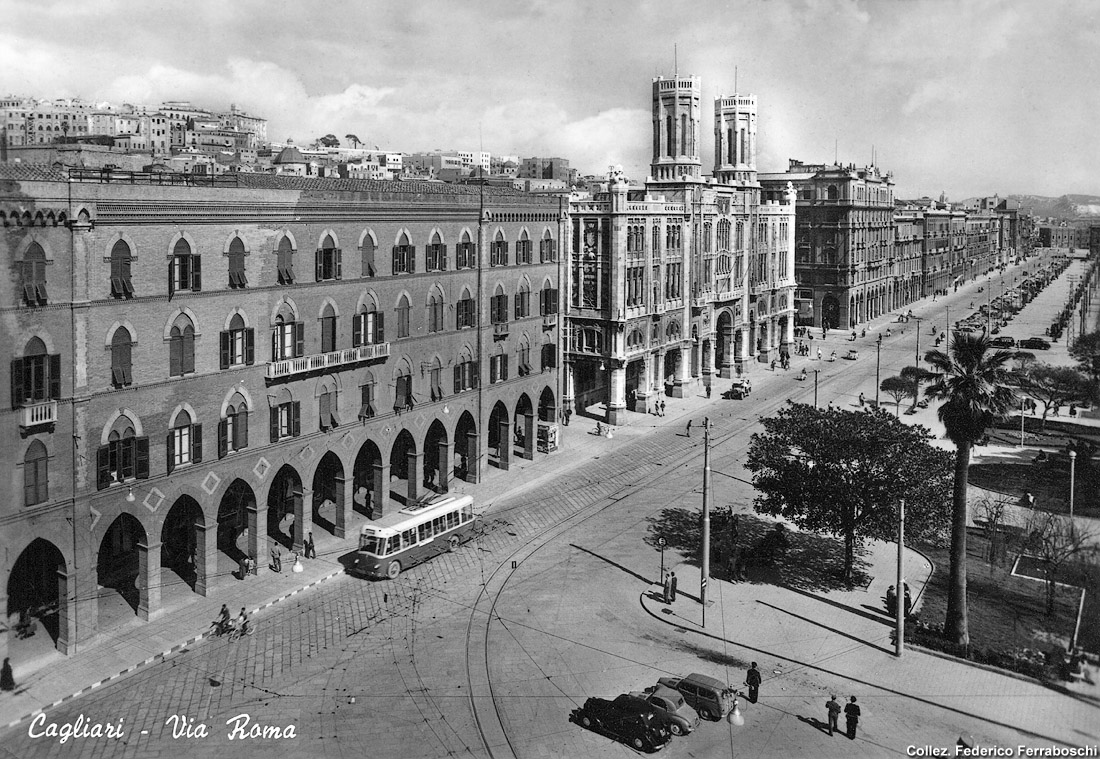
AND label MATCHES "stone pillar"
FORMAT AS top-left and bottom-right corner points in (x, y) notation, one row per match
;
(521, 412), (535, 459)
(563, 362), (576, 414)
(633, 355), (651, 413)
(335, 472), (351, 538)
(56, 568), (76, 655)
(656, 350), (667, 395)
(194, 521), (212, 597)
(496, 416), (512, 471)
(371, 460), (390, 518)
(608, 365), (627, 426)
(136, 540), (162, 621)
(671, 344), (692, 398)
(407, 449), (423, 504)
(464, 430), (480, 483)
(293, 485), (311, 554)
(438, 438), (453, 492)
(247, 502), (267, 576)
